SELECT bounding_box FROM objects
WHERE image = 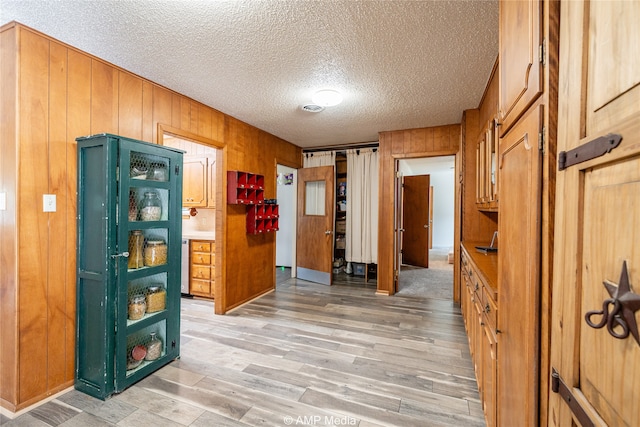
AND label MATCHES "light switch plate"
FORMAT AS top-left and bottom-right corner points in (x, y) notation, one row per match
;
(43, 194), (56, 212)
